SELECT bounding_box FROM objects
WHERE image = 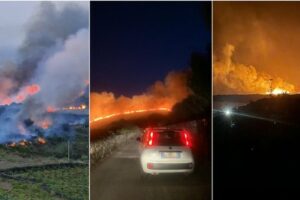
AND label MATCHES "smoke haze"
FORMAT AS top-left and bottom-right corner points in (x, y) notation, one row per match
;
(0, 2), (89, 143)
(214, 2), (300, 94)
